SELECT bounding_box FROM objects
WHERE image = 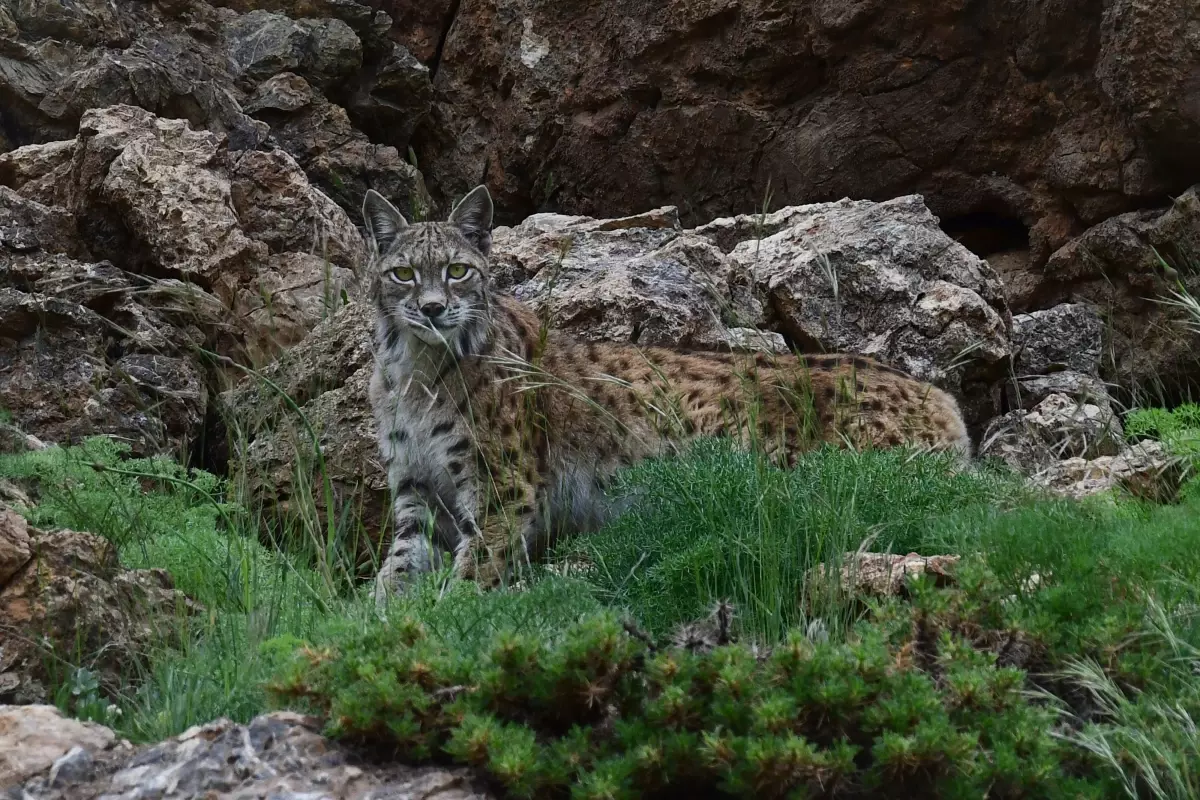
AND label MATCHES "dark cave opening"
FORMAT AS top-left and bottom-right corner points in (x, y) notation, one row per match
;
(938, 211), (1031, 257)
